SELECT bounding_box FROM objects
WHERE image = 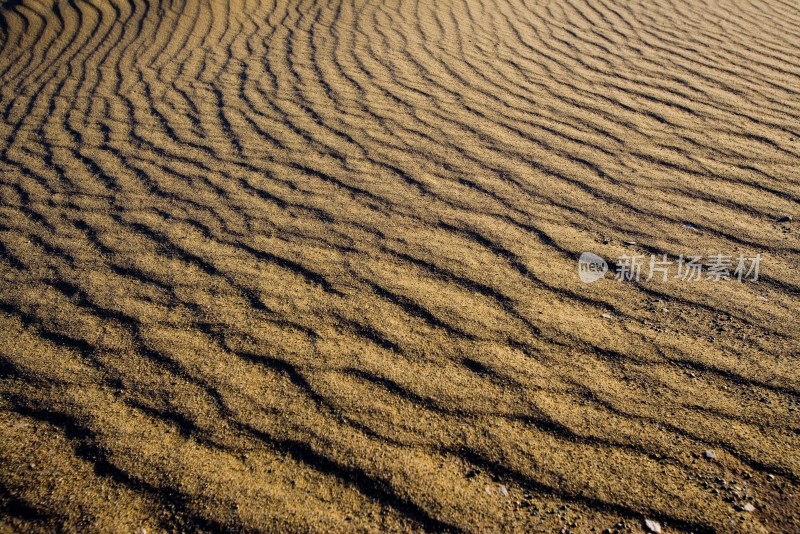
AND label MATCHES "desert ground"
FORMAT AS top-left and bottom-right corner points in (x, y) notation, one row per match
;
(0, 0), (799, 532)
